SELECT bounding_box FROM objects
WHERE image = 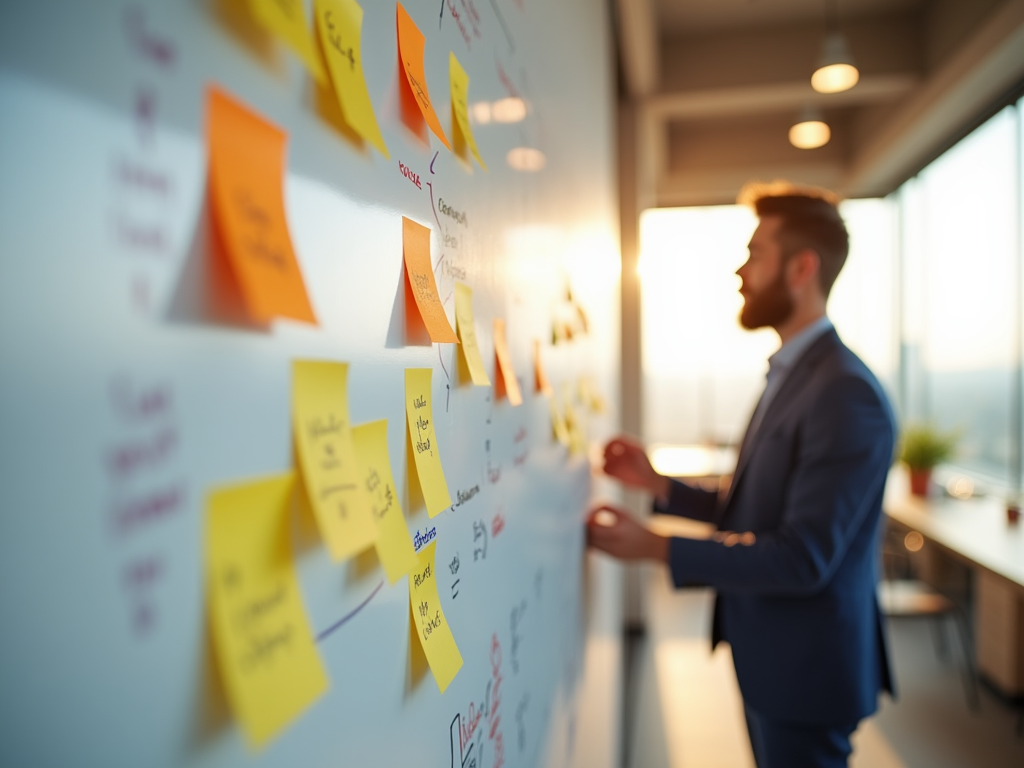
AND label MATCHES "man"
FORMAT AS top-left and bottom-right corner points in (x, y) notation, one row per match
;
(588, 185), (896, 768)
